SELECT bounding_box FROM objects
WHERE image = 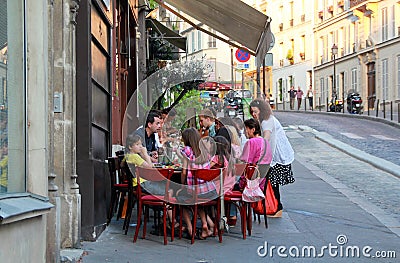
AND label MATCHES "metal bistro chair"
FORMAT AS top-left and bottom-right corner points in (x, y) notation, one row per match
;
(225, 163), (268, 238)
(133, 166), (176, 245)
(223, 163), (248, 239)
(244, 164), (268, 235)
(106, 156), (130, 226)
(178, 168), (224, 244)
